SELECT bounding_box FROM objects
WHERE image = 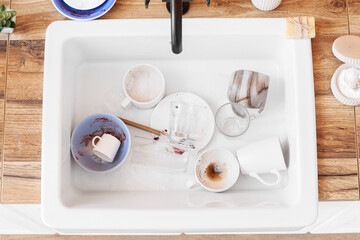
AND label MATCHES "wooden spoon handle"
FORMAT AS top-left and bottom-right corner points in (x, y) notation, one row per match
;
(118, 117), (162, 136)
